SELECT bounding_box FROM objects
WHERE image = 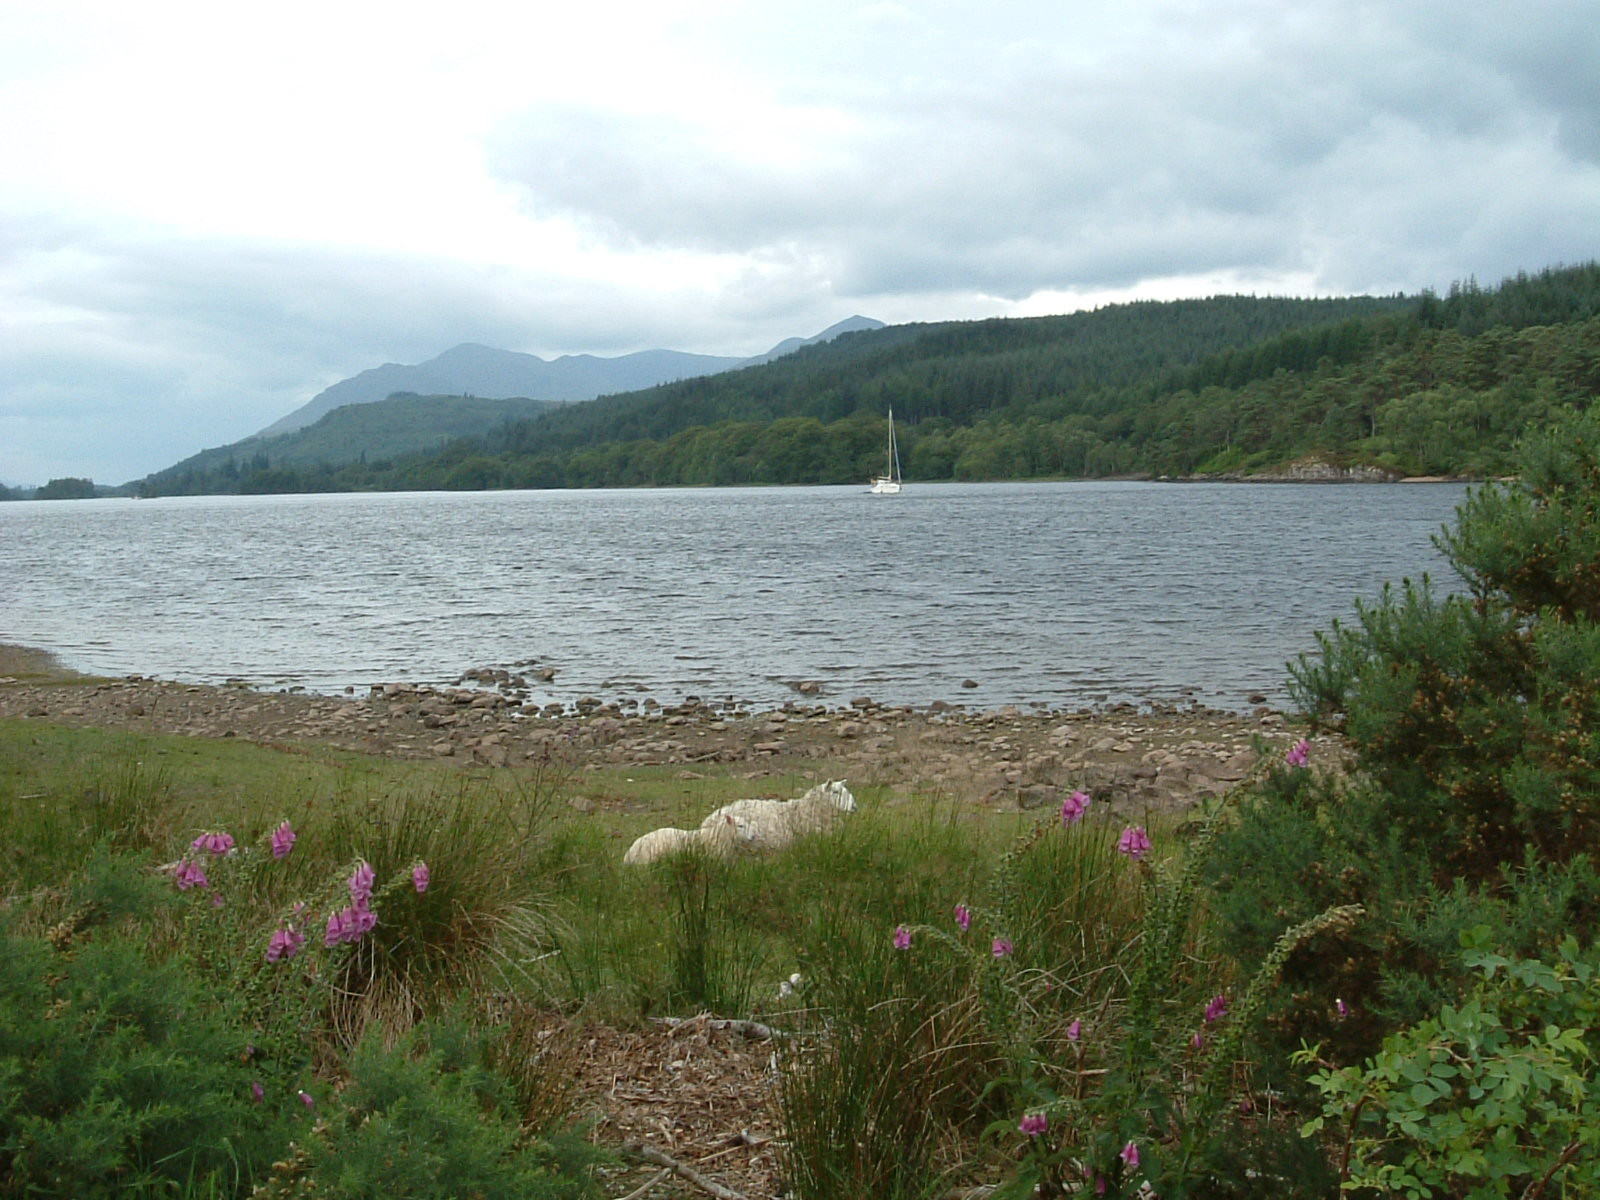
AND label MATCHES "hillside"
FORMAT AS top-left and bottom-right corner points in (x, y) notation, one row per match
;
(144, 394), (562, 492)
(137, 264), (1600, 496)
